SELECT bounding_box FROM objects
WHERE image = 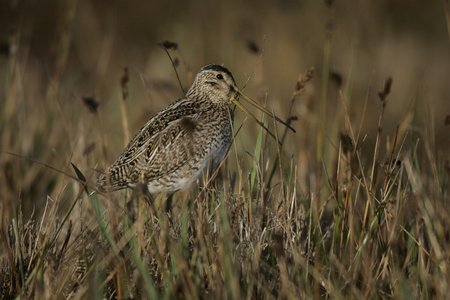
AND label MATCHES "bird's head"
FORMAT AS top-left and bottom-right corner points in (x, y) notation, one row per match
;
(188, 64), (237, 103)
(188, 64), (296, 138)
